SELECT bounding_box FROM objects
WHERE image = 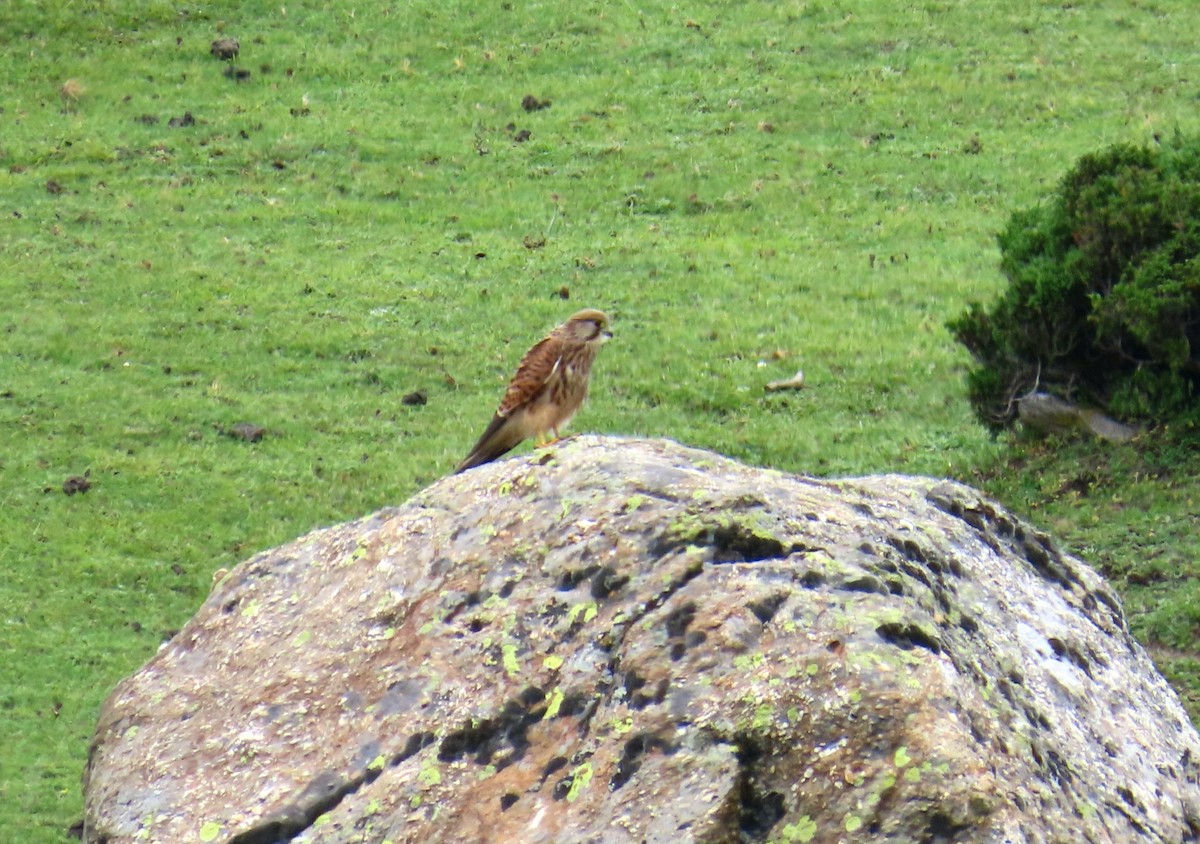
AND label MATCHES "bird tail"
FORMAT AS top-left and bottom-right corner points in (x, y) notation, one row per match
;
(454, 415), (524, 474)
